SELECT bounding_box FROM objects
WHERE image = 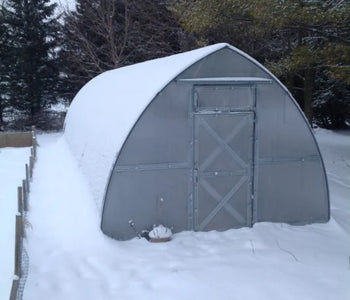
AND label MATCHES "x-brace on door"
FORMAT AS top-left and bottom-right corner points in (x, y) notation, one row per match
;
(192, 85), (255, 231)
